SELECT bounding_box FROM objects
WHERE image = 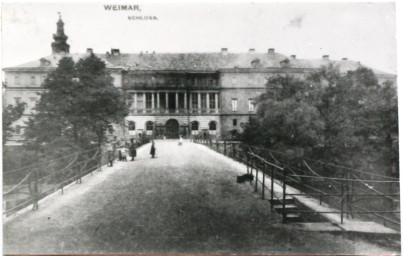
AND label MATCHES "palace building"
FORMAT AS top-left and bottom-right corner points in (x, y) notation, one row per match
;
(3, 16), (396, 144)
